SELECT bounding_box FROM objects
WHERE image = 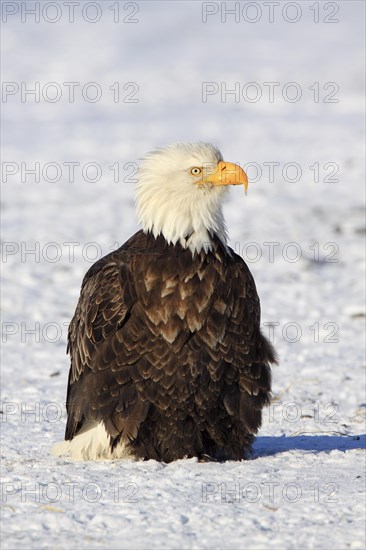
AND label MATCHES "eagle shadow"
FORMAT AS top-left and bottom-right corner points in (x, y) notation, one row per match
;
(253, 434), (366, 457)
